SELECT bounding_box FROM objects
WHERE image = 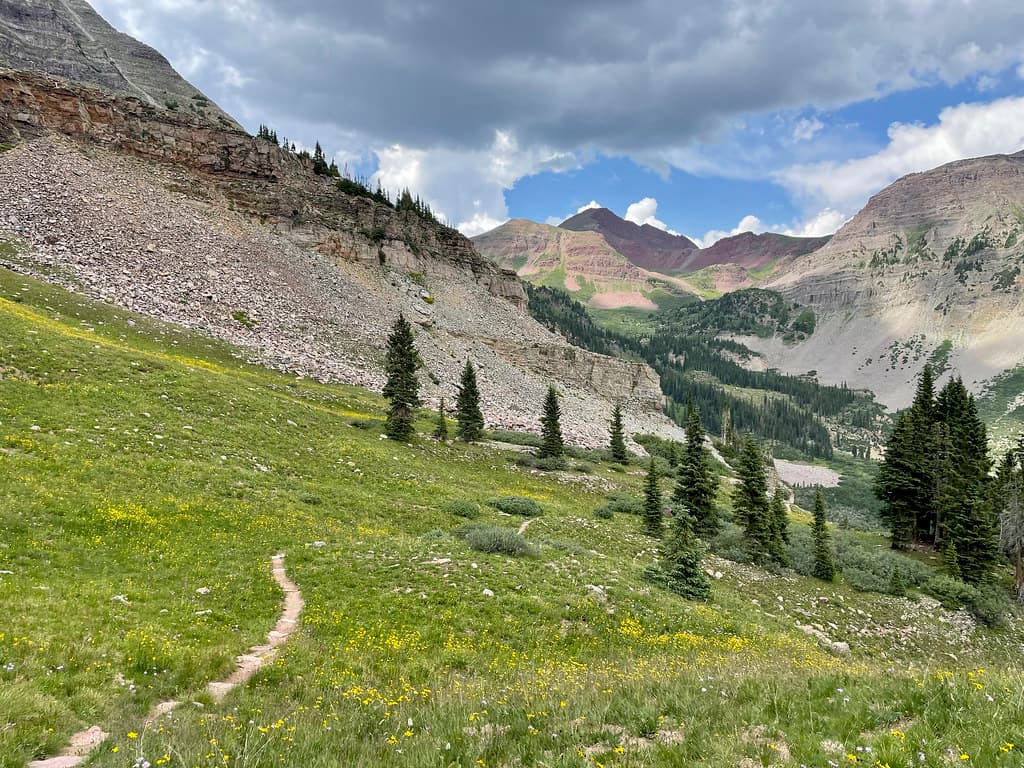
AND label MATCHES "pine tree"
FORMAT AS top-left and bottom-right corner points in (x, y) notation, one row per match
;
(811, 490), (837, 581)
(943, 540), (962, 580)
(657, 510), (711, 600)
(433, 397), (448, 441)
(674, 402), (719, 538)
(538, 386), (565, 458)
(382, 314), (420, 441)
(1000, 457), (1024, 603)
(455, 361), (485, 442)
(733, 435), (771, 562)
(609, 403), (628, 464)
(642, 456), (664, 538)
(768, 487), (790, 566)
